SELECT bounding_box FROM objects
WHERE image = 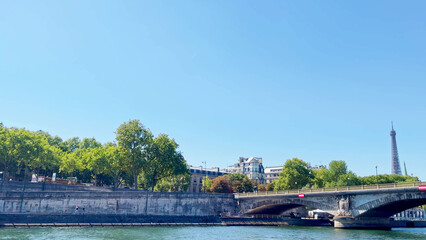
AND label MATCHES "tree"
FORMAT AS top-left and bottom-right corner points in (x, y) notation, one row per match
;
(30, 134), (62, 176)
(154, 173), (191, 192)
(116, 120), (153, 189)
(311, 161), (361, 188)
(0, 126), (18, 179)
(60, 151), (84, 175)
(274, 158), (312, 190)
(103, 144), (125, 190)
(79, 138), (102, 149)
(312, 168), (329, 188)
(328, 160), (347, 183)
(85, 147), (107, 186)
(231, 180), (244, 193)
(359, 174), (419, 185)
(224, 173), (253, 193)
(266, 182), (275, 191)
(210, 176), (232, 193)
(258, 184), (266, 191)
(202, 176), (213, 192)
(142, 134), (188, 191)
(62, 137), (81, 153)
